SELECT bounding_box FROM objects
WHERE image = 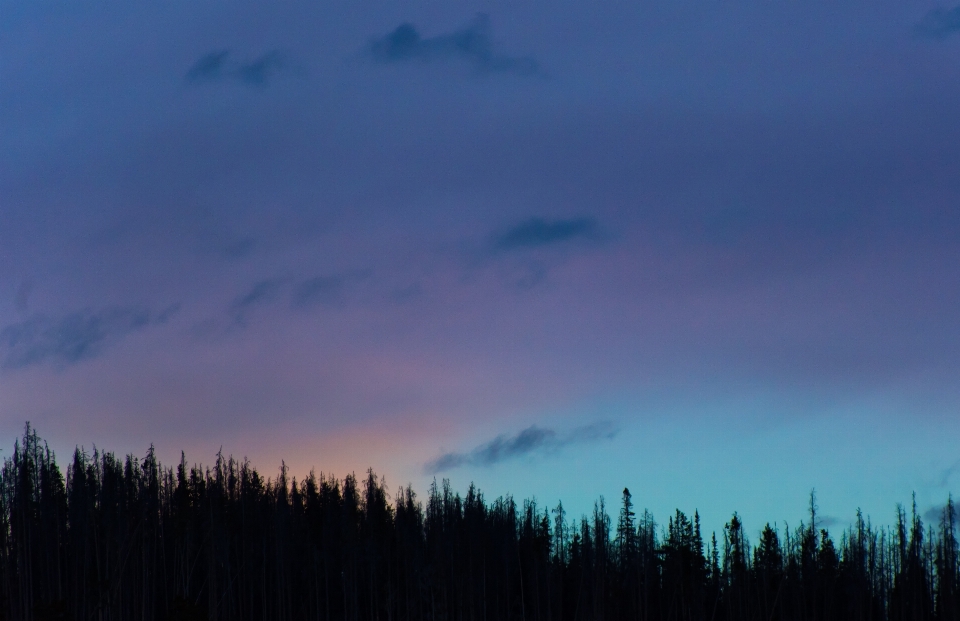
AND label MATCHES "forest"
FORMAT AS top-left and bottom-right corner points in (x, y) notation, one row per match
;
(1, 424), (957, 621)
